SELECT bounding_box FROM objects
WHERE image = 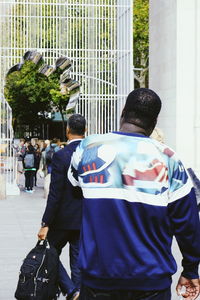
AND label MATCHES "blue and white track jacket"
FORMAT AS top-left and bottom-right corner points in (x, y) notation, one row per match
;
(69, 132), (200, 291)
